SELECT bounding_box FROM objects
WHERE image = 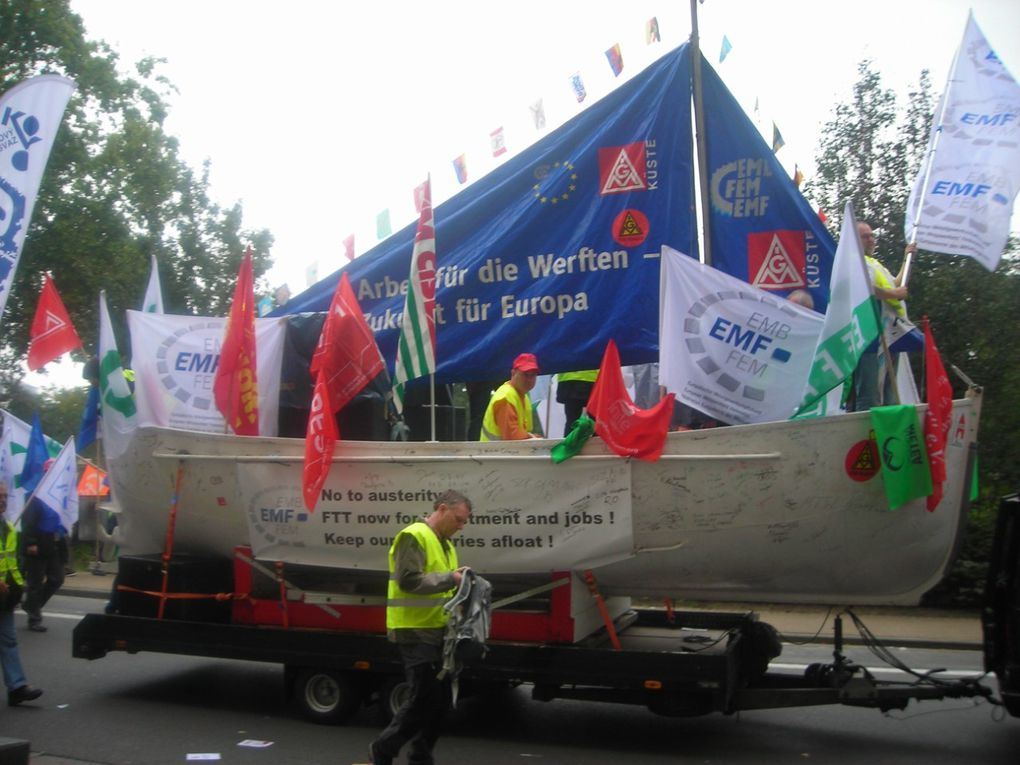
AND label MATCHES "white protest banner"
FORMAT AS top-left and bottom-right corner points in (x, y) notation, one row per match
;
(659, 245), (823, 424)
(128, 311), (286, 435)
(237, 458), (632, 573)
(0, 75), (76, 324)
(905, 12), (1020, 271)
